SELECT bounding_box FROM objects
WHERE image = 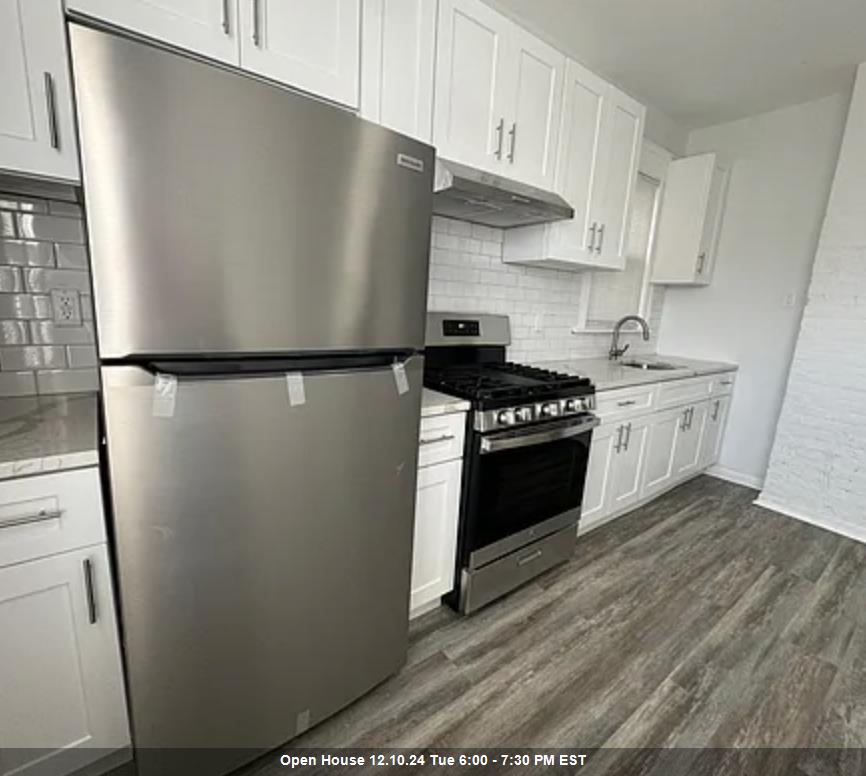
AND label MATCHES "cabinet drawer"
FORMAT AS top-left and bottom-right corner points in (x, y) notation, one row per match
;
(418, 413), (466, 468)
(0, 468), (105, 569)
(711, 372), (737, 397)
(595, 385), (657, 423)
(656, 377), (713, 410)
